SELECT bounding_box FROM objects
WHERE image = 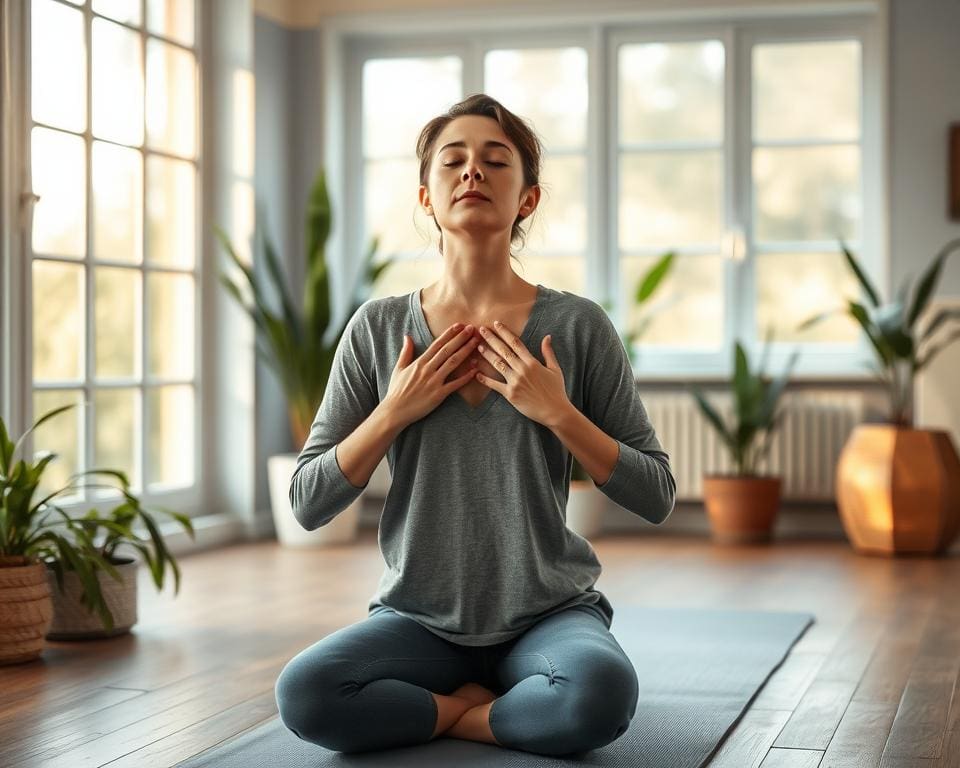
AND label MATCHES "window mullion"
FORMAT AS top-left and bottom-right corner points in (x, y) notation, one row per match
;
(588, 23), (609, 314)
(84, 0), (94, 503)
(732, 22), (754, 365)
(140, 0), (148, 495)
